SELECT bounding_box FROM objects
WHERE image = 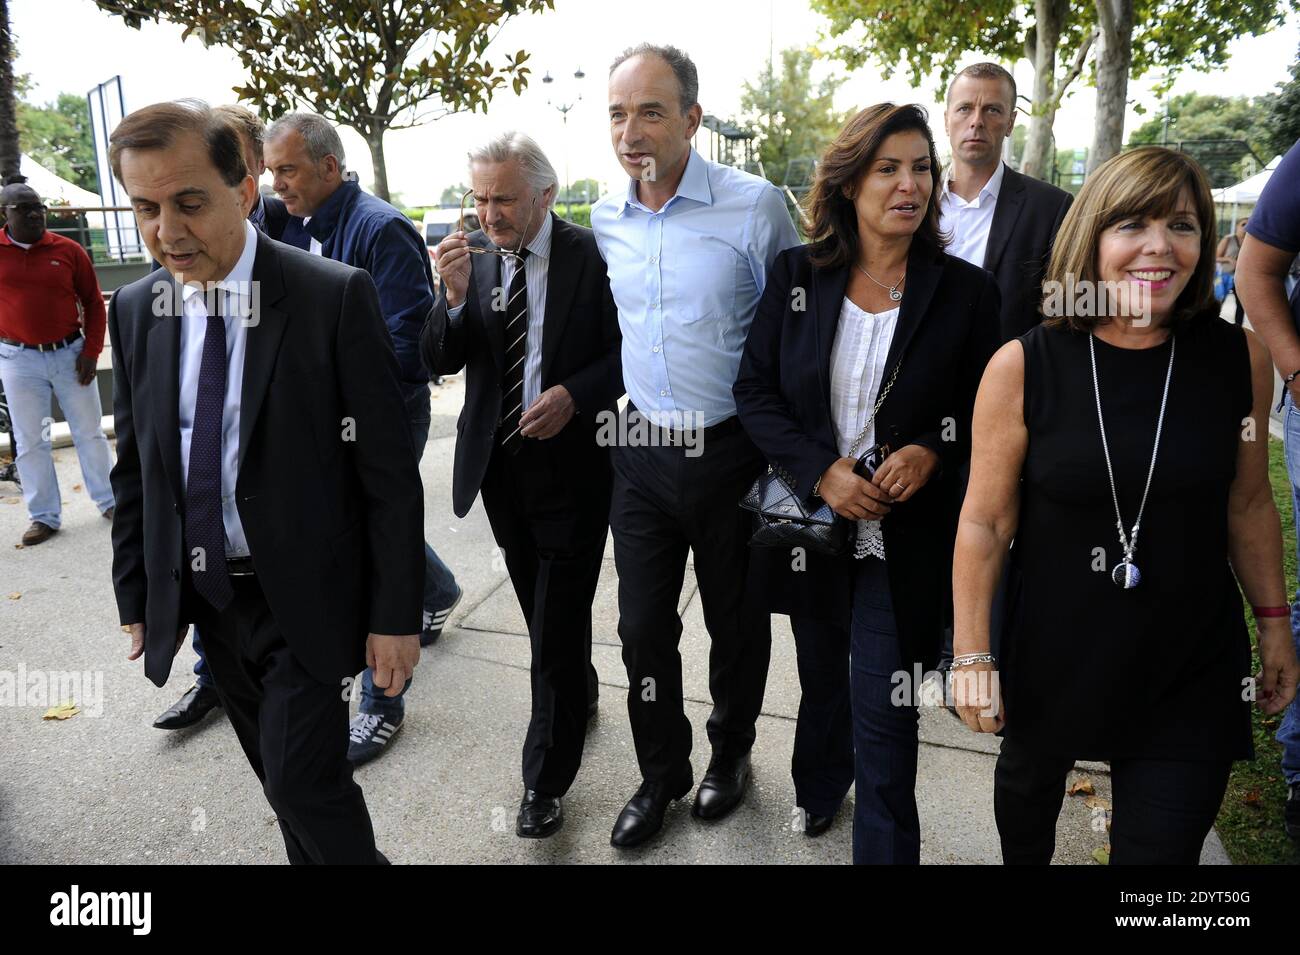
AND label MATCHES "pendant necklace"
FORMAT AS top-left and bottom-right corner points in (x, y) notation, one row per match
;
(856, 263), (905, 301)
(1088, 332), (1175, 589)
